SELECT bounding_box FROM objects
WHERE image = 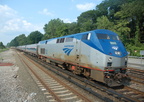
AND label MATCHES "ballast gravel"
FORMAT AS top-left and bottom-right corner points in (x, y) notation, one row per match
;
(0, 49), (47, 102)
(0, 49), (144, 102)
